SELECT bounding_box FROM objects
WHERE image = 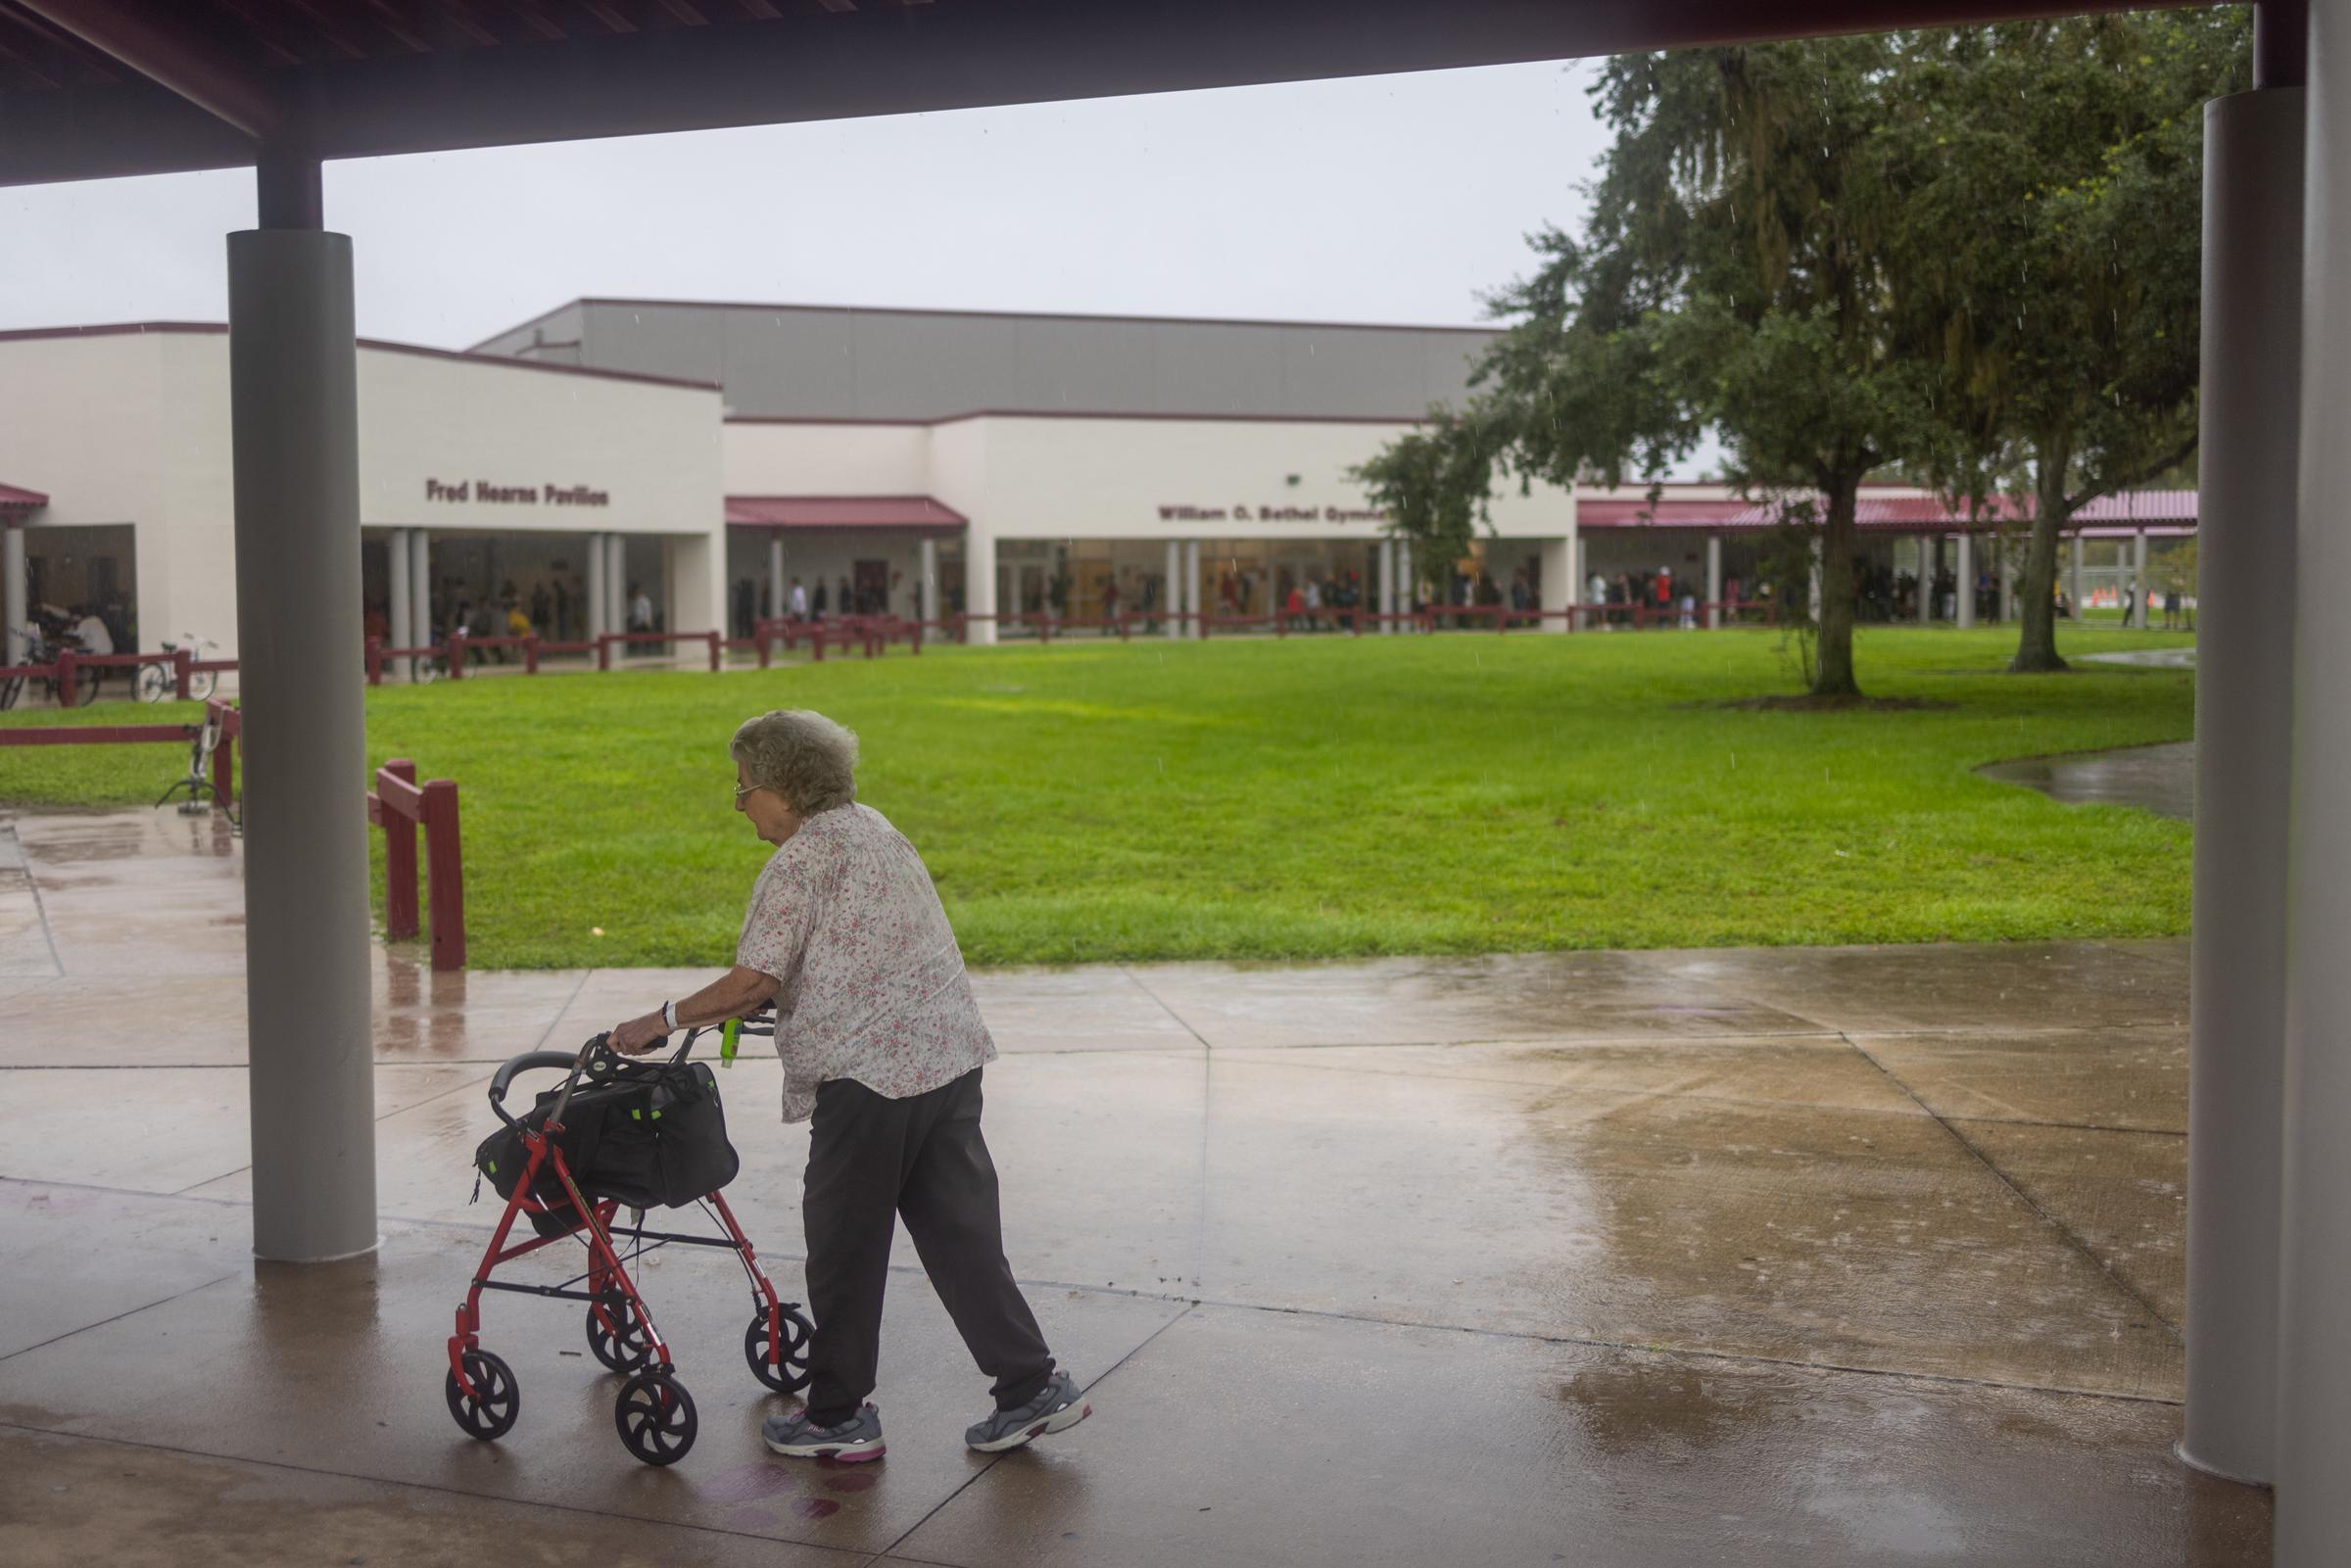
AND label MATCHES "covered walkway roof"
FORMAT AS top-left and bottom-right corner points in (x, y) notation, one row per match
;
(0, 0), (2183, 189)
(0, 482), (48, 511)
(725, 494), (966, 534)
(1580, 489), (2200, 534)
